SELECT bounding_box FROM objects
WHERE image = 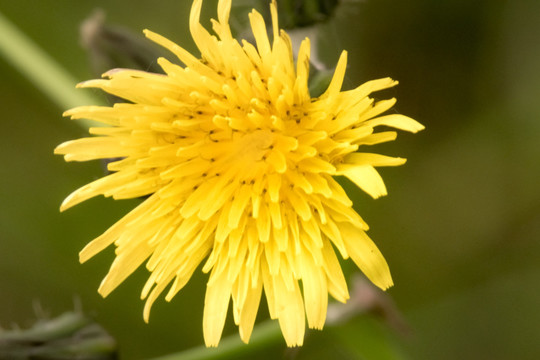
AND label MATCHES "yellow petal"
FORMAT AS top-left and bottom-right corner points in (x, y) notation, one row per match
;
(238, 274), (263, 343)
(340, 223), (393, 290)
(343, 153), (407, 167)
(321, 238), (349, 303)
(322, 51), (347, 97)
(203, 272), (233, 347)
(273, 274), (305, 347)
(249, 9), (271, 59)
(299, 254), (327, 329)
(337, 164), (387, 199)
(367, 114), (425, 133)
